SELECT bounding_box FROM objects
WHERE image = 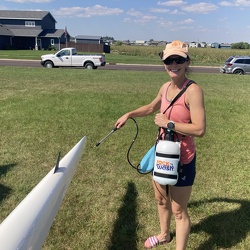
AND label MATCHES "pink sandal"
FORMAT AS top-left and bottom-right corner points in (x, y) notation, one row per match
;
(144, 235), (172, 249)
